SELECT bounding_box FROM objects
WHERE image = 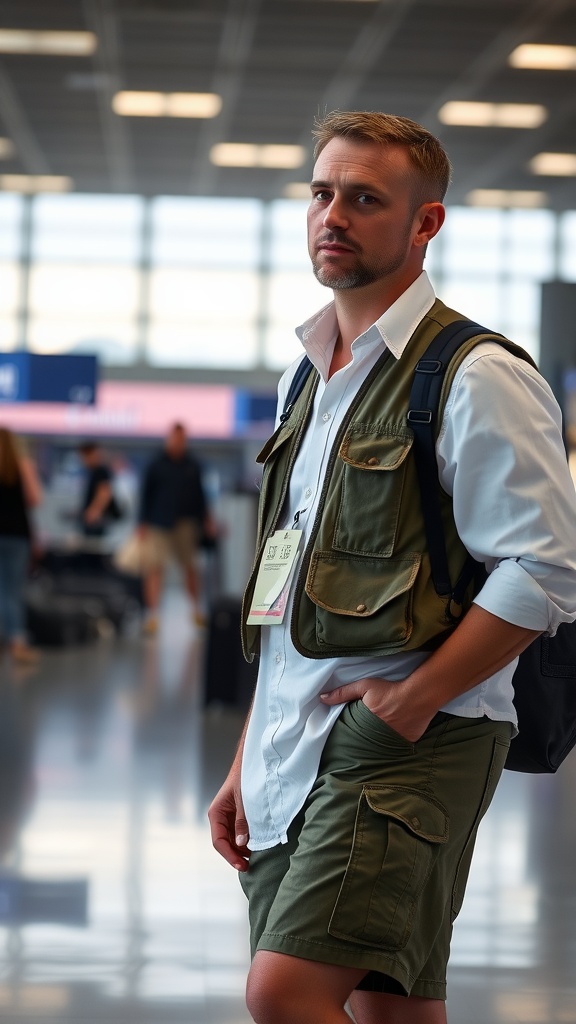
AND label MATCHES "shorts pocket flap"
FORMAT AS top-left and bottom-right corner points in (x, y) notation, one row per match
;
(340, 430), (413, 471)
(363, 786), (449, 843)
(306, 551), (420, 616)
